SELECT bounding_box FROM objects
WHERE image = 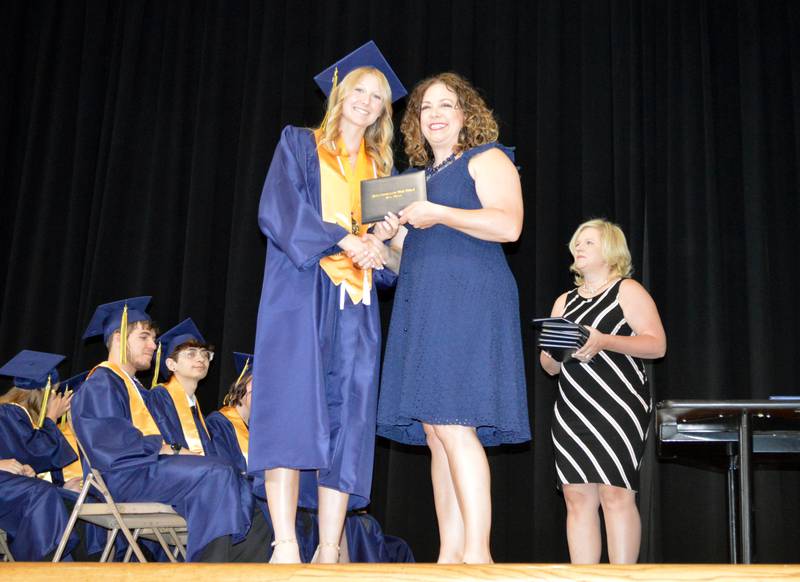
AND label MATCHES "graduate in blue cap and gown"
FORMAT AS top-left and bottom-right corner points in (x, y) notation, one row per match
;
(147, 319), (216, 456)
(250, 41), (405, 563)
(205, 352), (255, 476)
(0, 351), (86, 560)
(70, 297), (269, 562)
